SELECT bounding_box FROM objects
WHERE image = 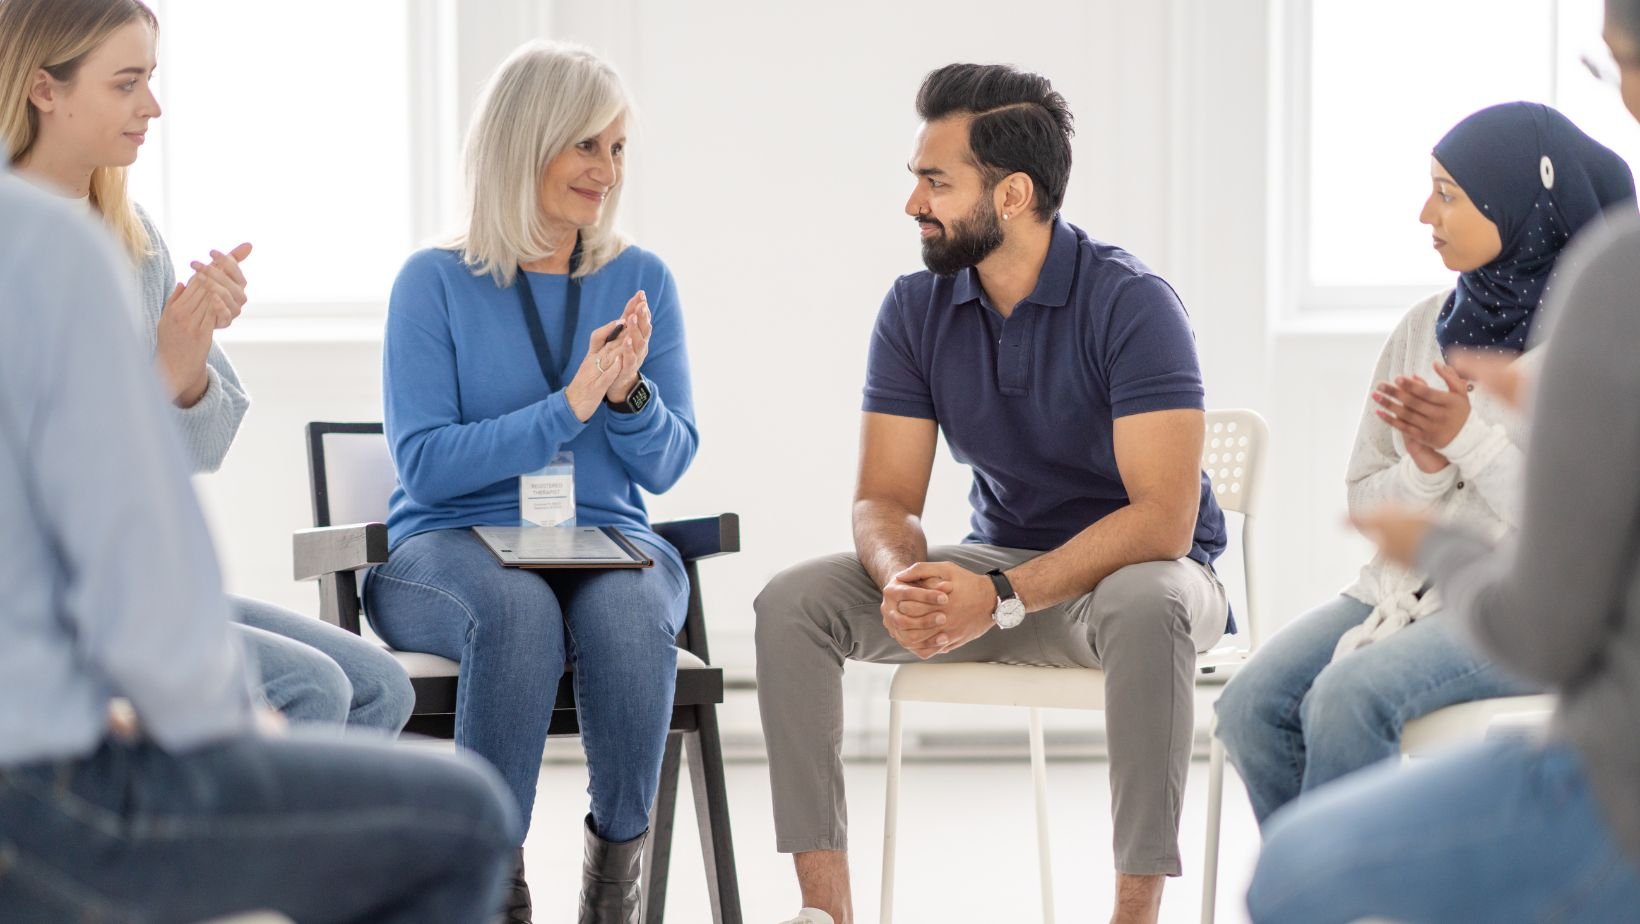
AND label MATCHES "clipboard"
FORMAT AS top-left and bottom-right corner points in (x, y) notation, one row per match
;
(472, 525), (654, 569)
